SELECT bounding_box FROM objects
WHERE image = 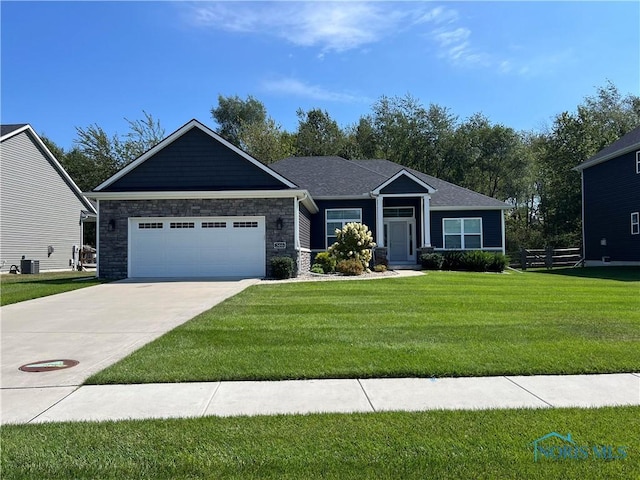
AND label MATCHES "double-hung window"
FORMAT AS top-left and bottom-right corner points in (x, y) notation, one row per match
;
(326, 209), (362, 248)
(632, 212), (640, 235)
(443, 218), (482, 249)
